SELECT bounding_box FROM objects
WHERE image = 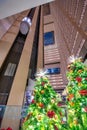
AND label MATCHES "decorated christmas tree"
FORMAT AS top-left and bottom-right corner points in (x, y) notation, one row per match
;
(22, 75), (66, 130)
(66, 56), (87, 130)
